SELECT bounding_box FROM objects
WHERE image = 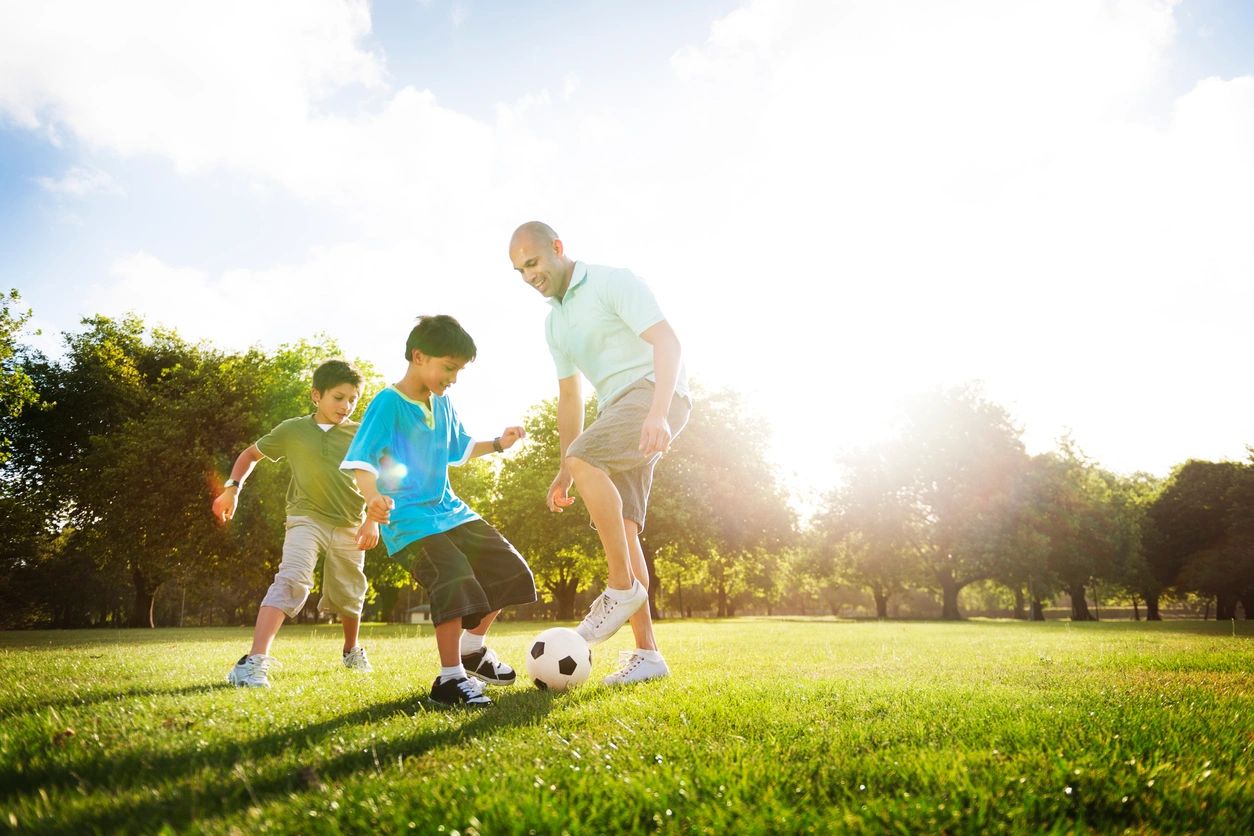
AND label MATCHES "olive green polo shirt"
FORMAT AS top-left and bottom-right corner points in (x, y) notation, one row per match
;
(255, 415), (365, 527)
